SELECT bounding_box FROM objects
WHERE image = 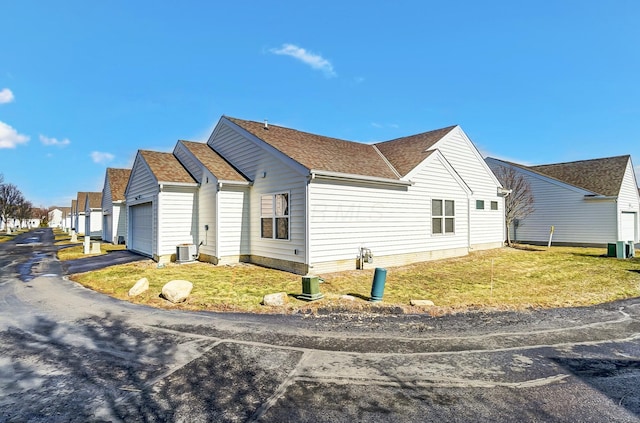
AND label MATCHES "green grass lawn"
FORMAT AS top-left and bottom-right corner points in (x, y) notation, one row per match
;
(69, 245), (640, 314)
